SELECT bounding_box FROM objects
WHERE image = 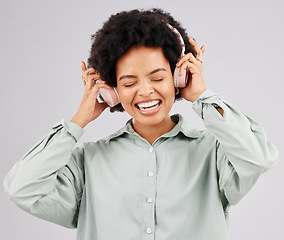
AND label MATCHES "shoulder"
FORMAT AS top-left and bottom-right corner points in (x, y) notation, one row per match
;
(81, 124), (129, 150)
(175, 114), (216, 145)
